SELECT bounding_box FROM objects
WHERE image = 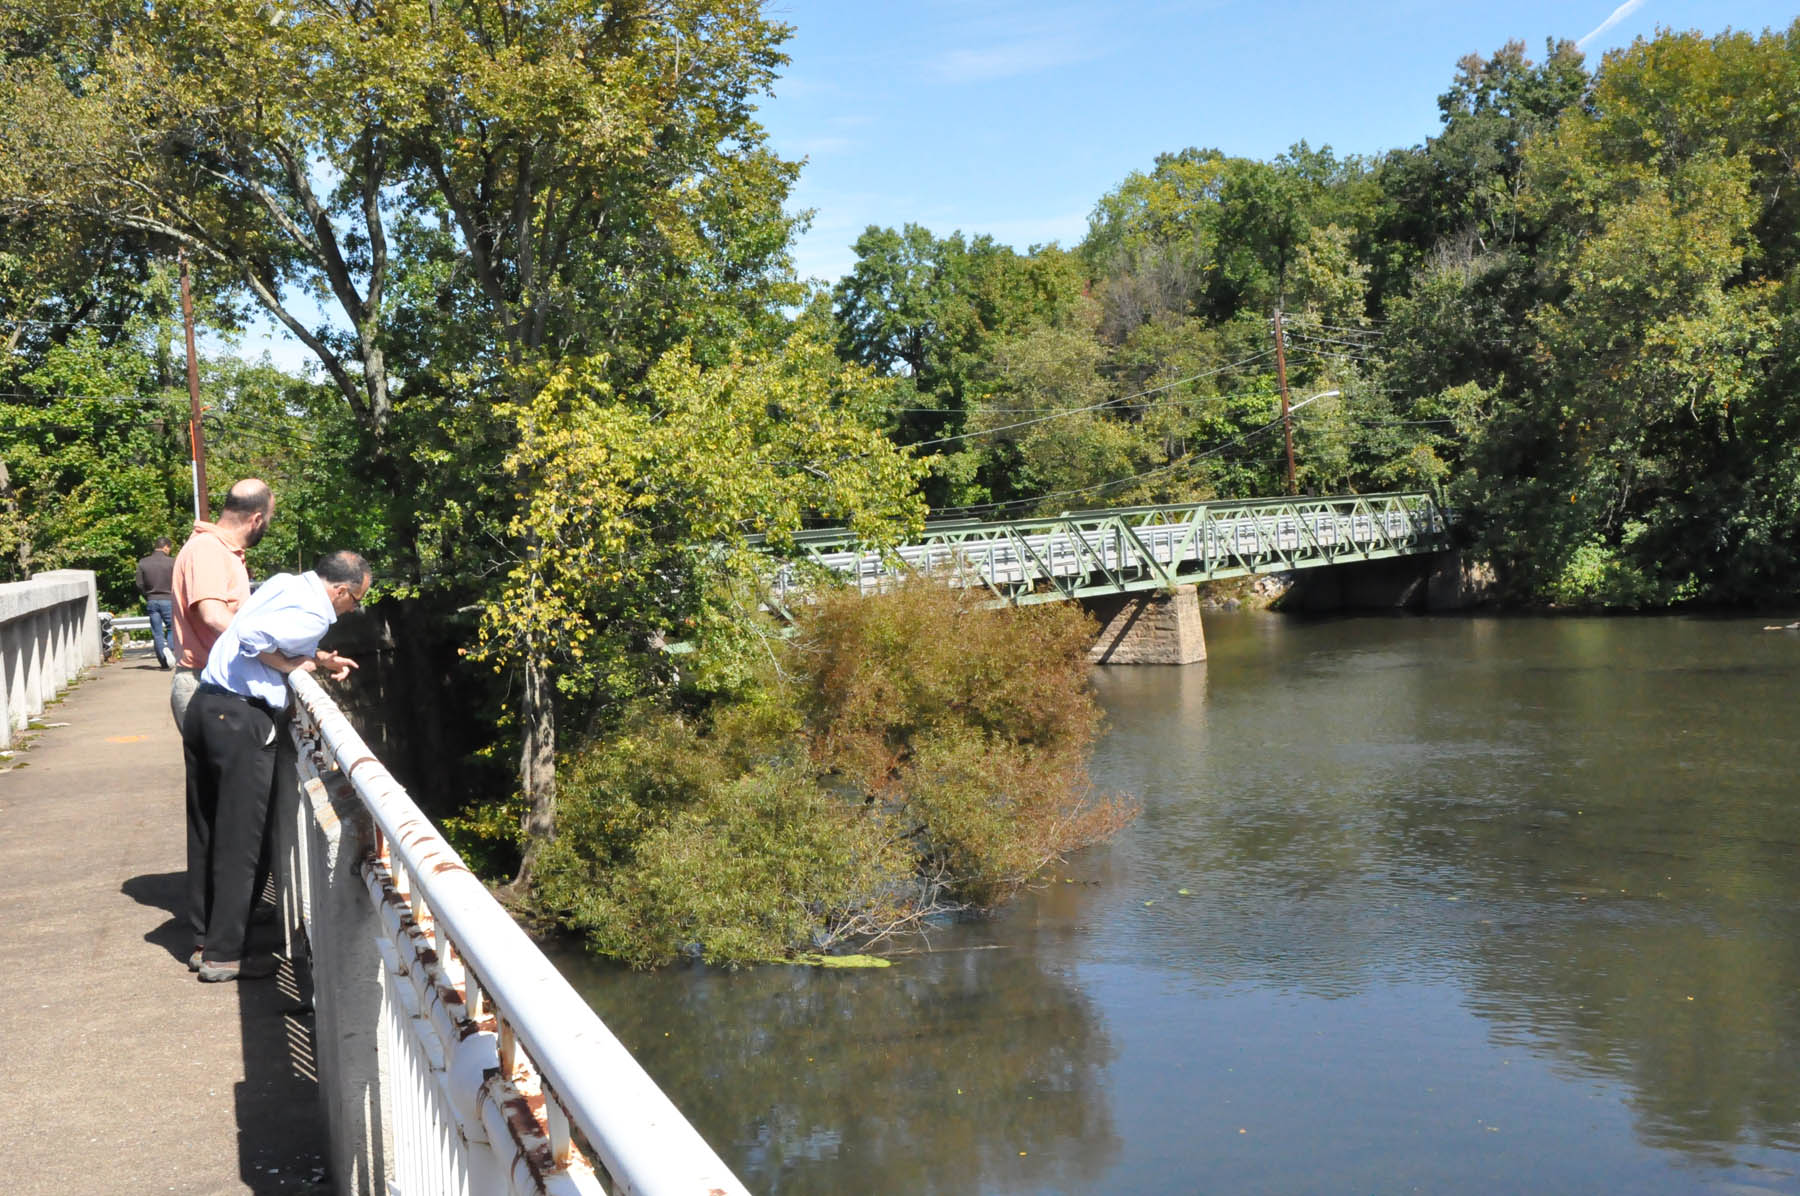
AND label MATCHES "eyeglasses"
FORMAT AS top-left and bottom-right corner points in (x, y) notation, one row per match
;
(338, 582), (366, 610)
